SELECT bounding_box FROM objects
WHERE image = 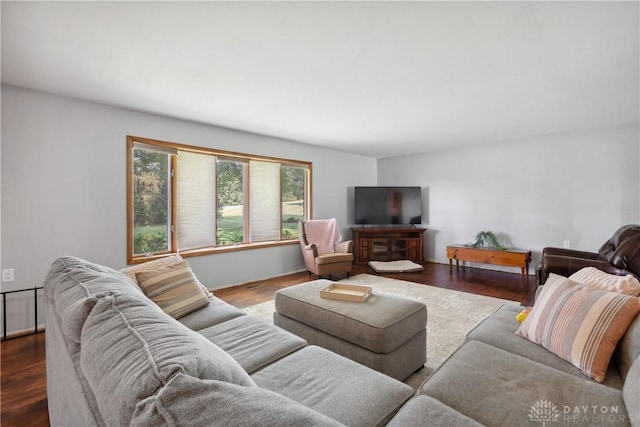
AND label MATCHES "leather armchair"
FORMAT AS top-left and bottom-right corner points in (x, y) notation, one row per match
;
(299, 219), (354, 279)
(537, 224), (640, 285)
